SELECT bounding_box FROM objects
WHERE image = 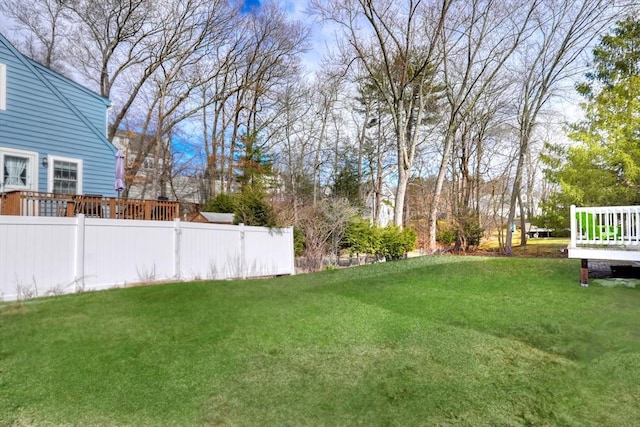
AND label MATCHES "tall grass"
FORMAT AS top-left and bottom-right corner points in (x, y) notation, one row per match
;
(1, 256), (639, 426)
